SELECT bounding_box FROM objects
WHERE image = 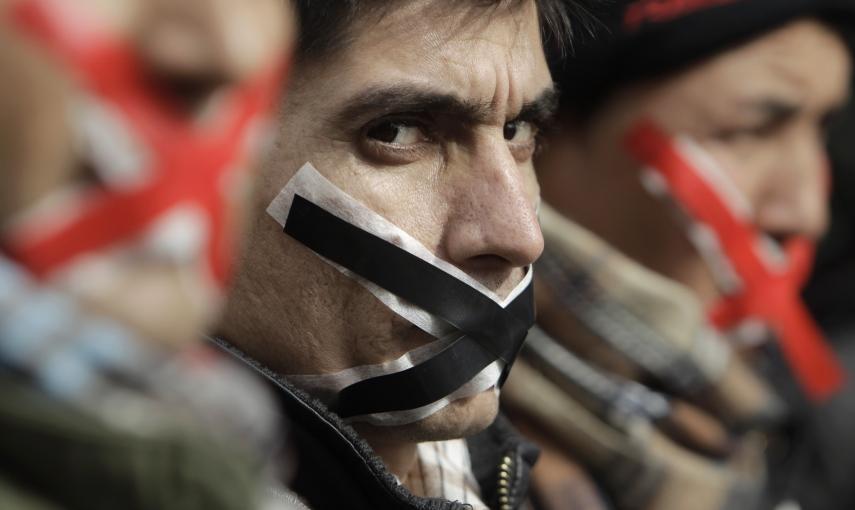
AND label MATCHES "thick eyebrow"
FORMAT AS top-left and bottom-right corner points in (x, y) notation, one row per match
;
(336, 84), (559, 126)
(337, 85), (494, 125)
(514, 87), (560, 126)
